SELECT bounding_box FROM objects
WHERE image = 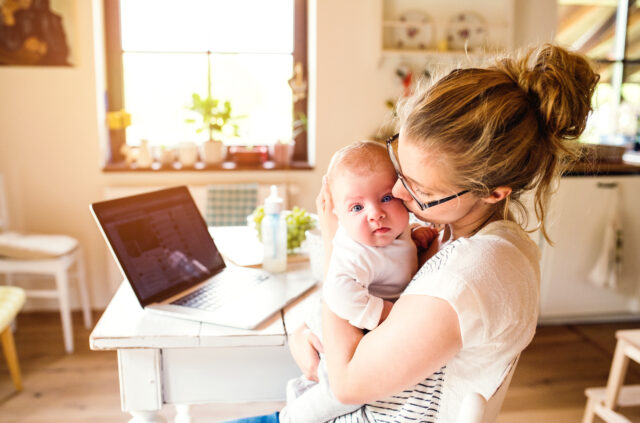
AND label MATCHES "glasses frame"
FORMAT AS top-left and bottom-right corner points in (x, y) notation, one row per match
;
(385, 133), (469, 211)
